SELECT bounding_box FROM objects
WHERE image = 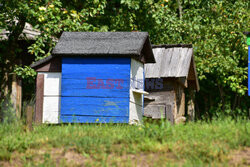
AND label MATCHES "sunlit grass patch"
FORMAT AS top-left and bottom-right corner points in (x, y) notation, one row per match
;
(0, 118), (249, 166)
